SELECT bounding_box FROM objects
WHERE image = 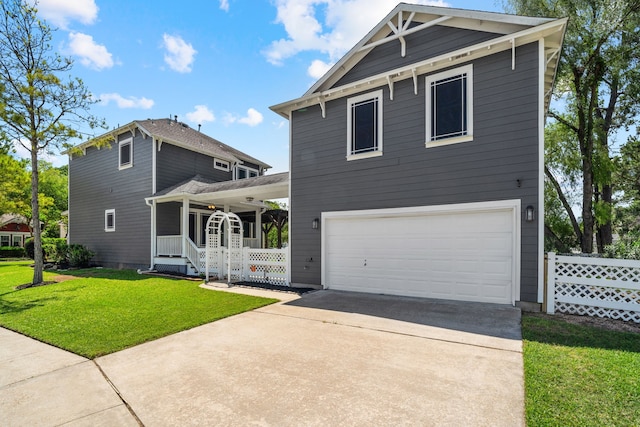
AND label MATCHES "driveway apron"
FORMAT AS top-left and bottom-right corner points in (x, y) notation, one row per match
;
(95, 289), (524, 426)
